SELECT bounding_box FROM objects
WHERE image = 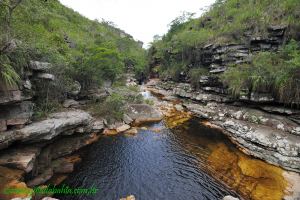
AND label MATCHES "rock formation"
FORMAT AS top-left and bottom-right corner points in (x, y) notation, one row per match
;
(147, 80), (300, 173)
